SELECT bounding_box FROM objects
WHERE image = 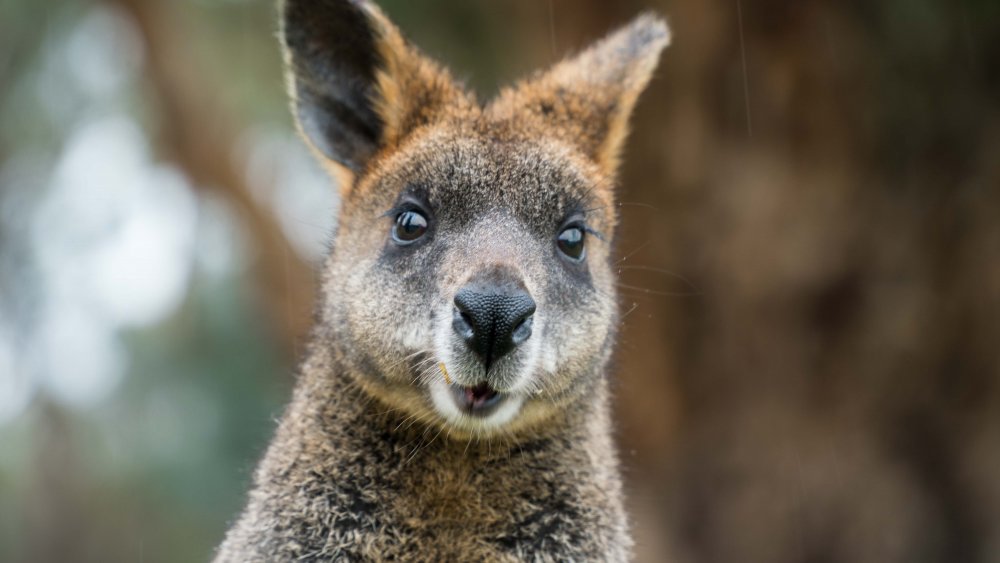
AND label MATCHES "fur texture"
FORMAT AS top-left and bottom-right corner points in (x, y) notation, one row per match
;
(216, 1), (668, 560)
